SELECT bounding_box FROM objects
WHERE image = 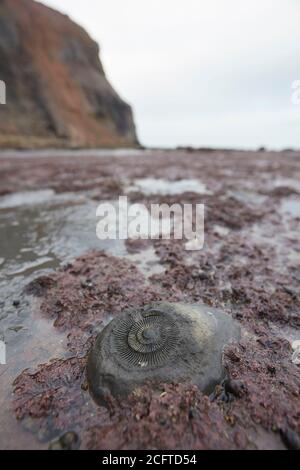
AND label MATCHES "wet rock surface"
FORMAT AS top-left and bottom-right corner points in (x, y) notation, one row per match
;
(1, 148), (300, 449)
(87, 302), (240, 402)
